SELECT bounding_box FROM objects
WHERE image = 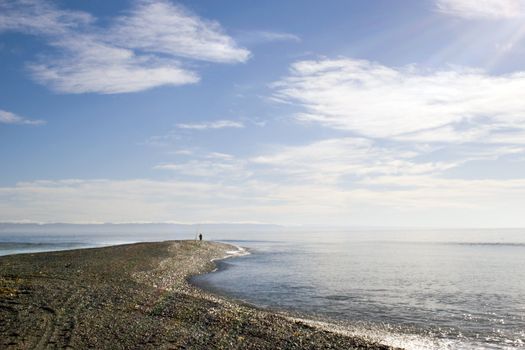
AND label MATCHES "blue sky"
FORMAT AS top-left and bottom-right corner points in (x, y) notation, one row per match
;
(2, 0), (525, 226)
